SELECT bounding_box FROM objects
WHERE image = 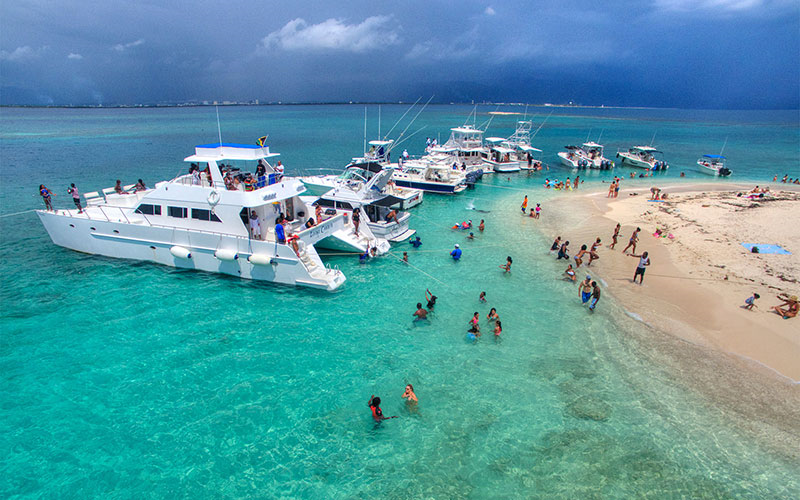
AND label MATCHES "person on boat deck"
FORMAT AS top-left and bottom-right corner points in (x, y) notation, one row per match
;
(39, 184), (54, 211)
(315, 203), (323, 223)
(351, 208), (360, 236)
(224, 172), (236, 191)
(385, 209), (398, 224)
(67, 183), (83, 213)
(275, 161), (285, 179)
(114, 180), (128, 194)
(450, 244), (462, 261)
(274, 218), (286, 244)
(202, 166), (212, 185)
(134, 179), (147, 192)
(249, 211), (261, 240)
(243, 173), (256, 191)
(305, 218), (315, 229)
(256, 163), (267, 188)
